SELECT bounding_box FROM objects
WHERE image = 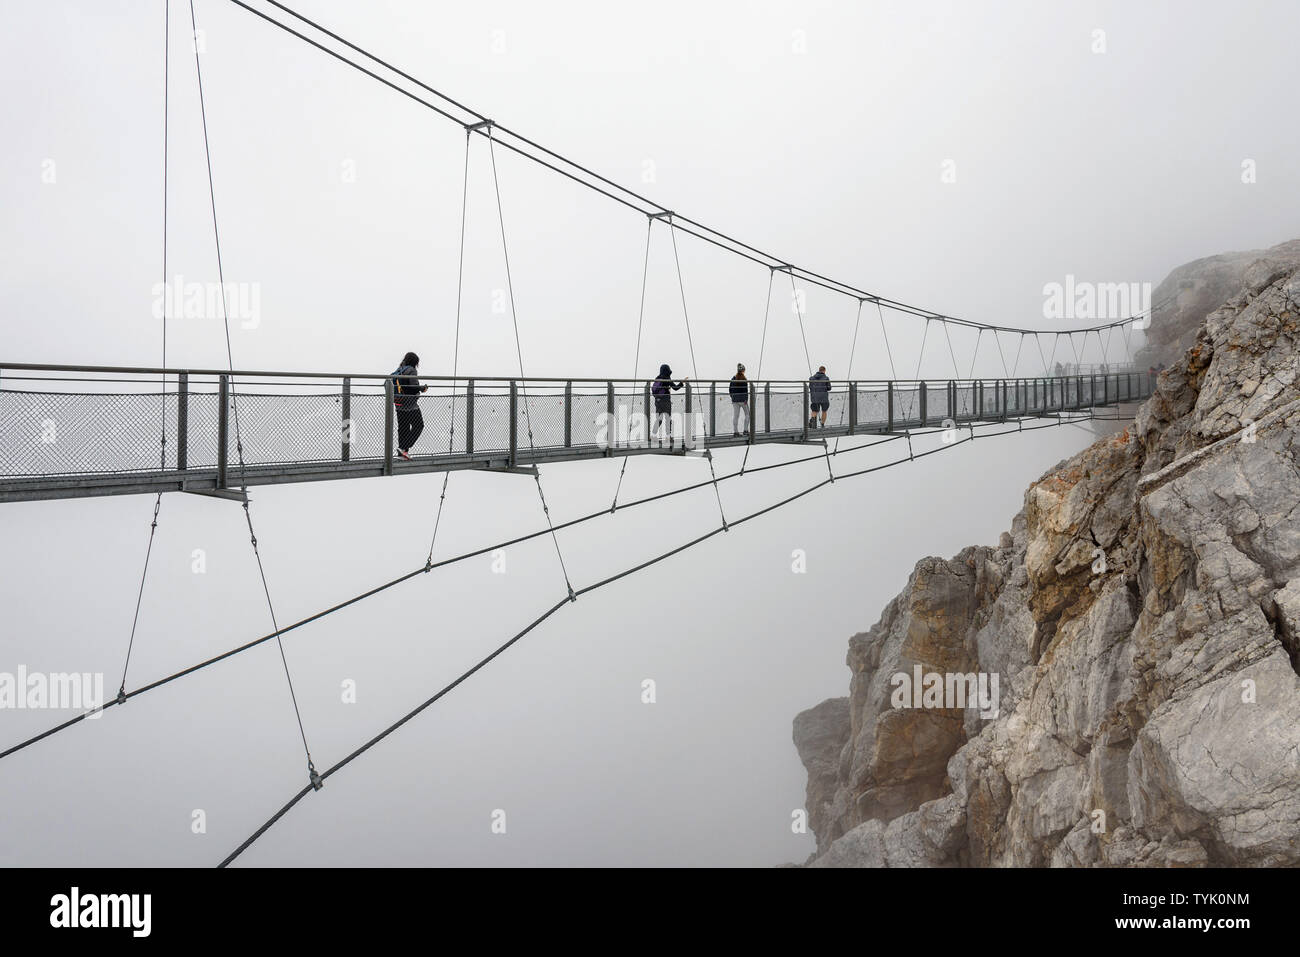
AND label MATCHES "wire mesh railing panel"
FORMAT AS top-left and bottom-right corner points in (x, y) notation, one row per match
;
(0, 390), (170, 476)
(516, 389), (567, 450)
(570, 390), (608, 448)
(856, 385), (889, 429)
